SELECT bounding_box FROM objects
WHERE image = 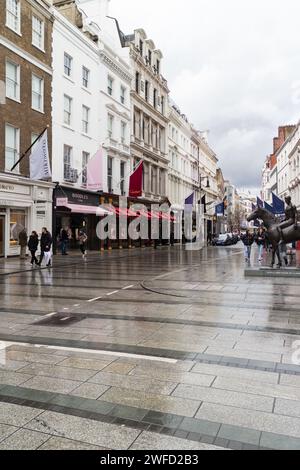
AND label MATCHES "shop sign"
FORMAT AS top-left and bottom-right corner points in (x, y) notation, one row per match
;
(55, 187), (99, 207)
(56, 198), (68, 207)
(0, 183), (30, 195)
